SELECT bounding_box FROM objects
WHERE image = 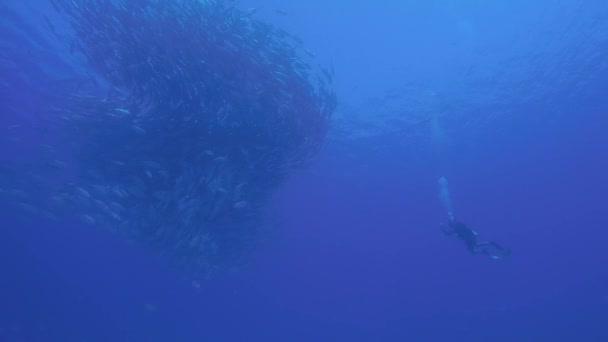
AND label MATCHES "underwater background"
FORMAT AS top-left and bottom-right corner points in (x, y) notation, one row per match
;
(1, 0), (608, 341)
